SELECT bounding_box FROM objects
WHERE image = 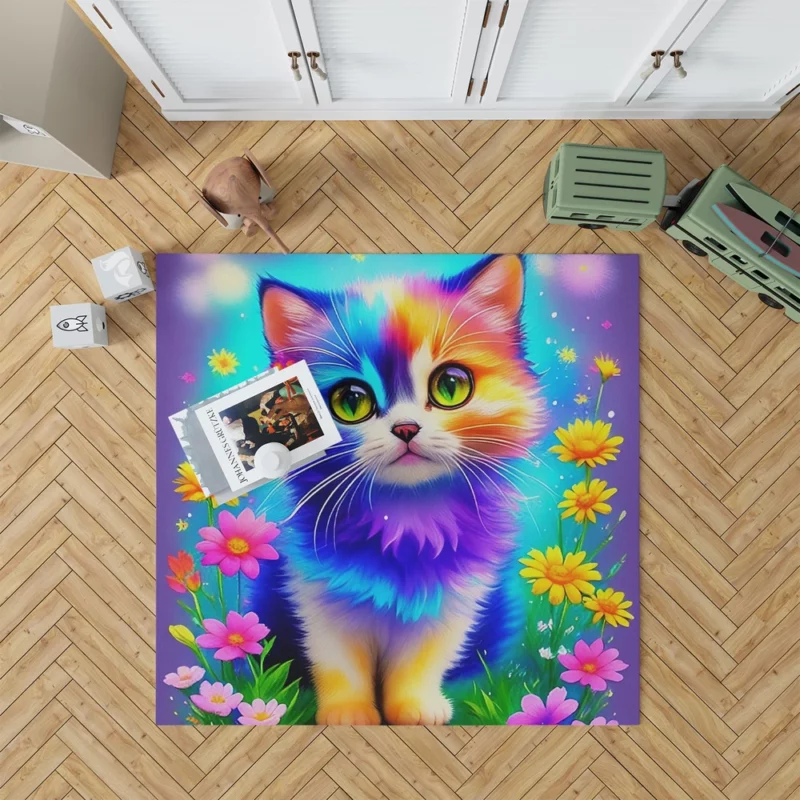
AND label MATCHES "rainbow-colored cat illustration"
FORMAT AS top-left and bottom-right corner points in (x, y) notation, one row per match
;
(259, 255), (545, 724)
(157, 251), (640, 727)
